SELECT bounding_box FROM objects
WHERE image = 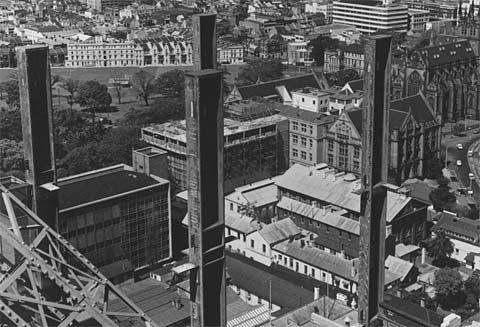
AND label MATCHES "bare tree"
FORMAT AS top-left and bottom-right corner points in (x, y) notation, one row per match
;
(111, 76), (124, 104)
(131, 70), (156, 106)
